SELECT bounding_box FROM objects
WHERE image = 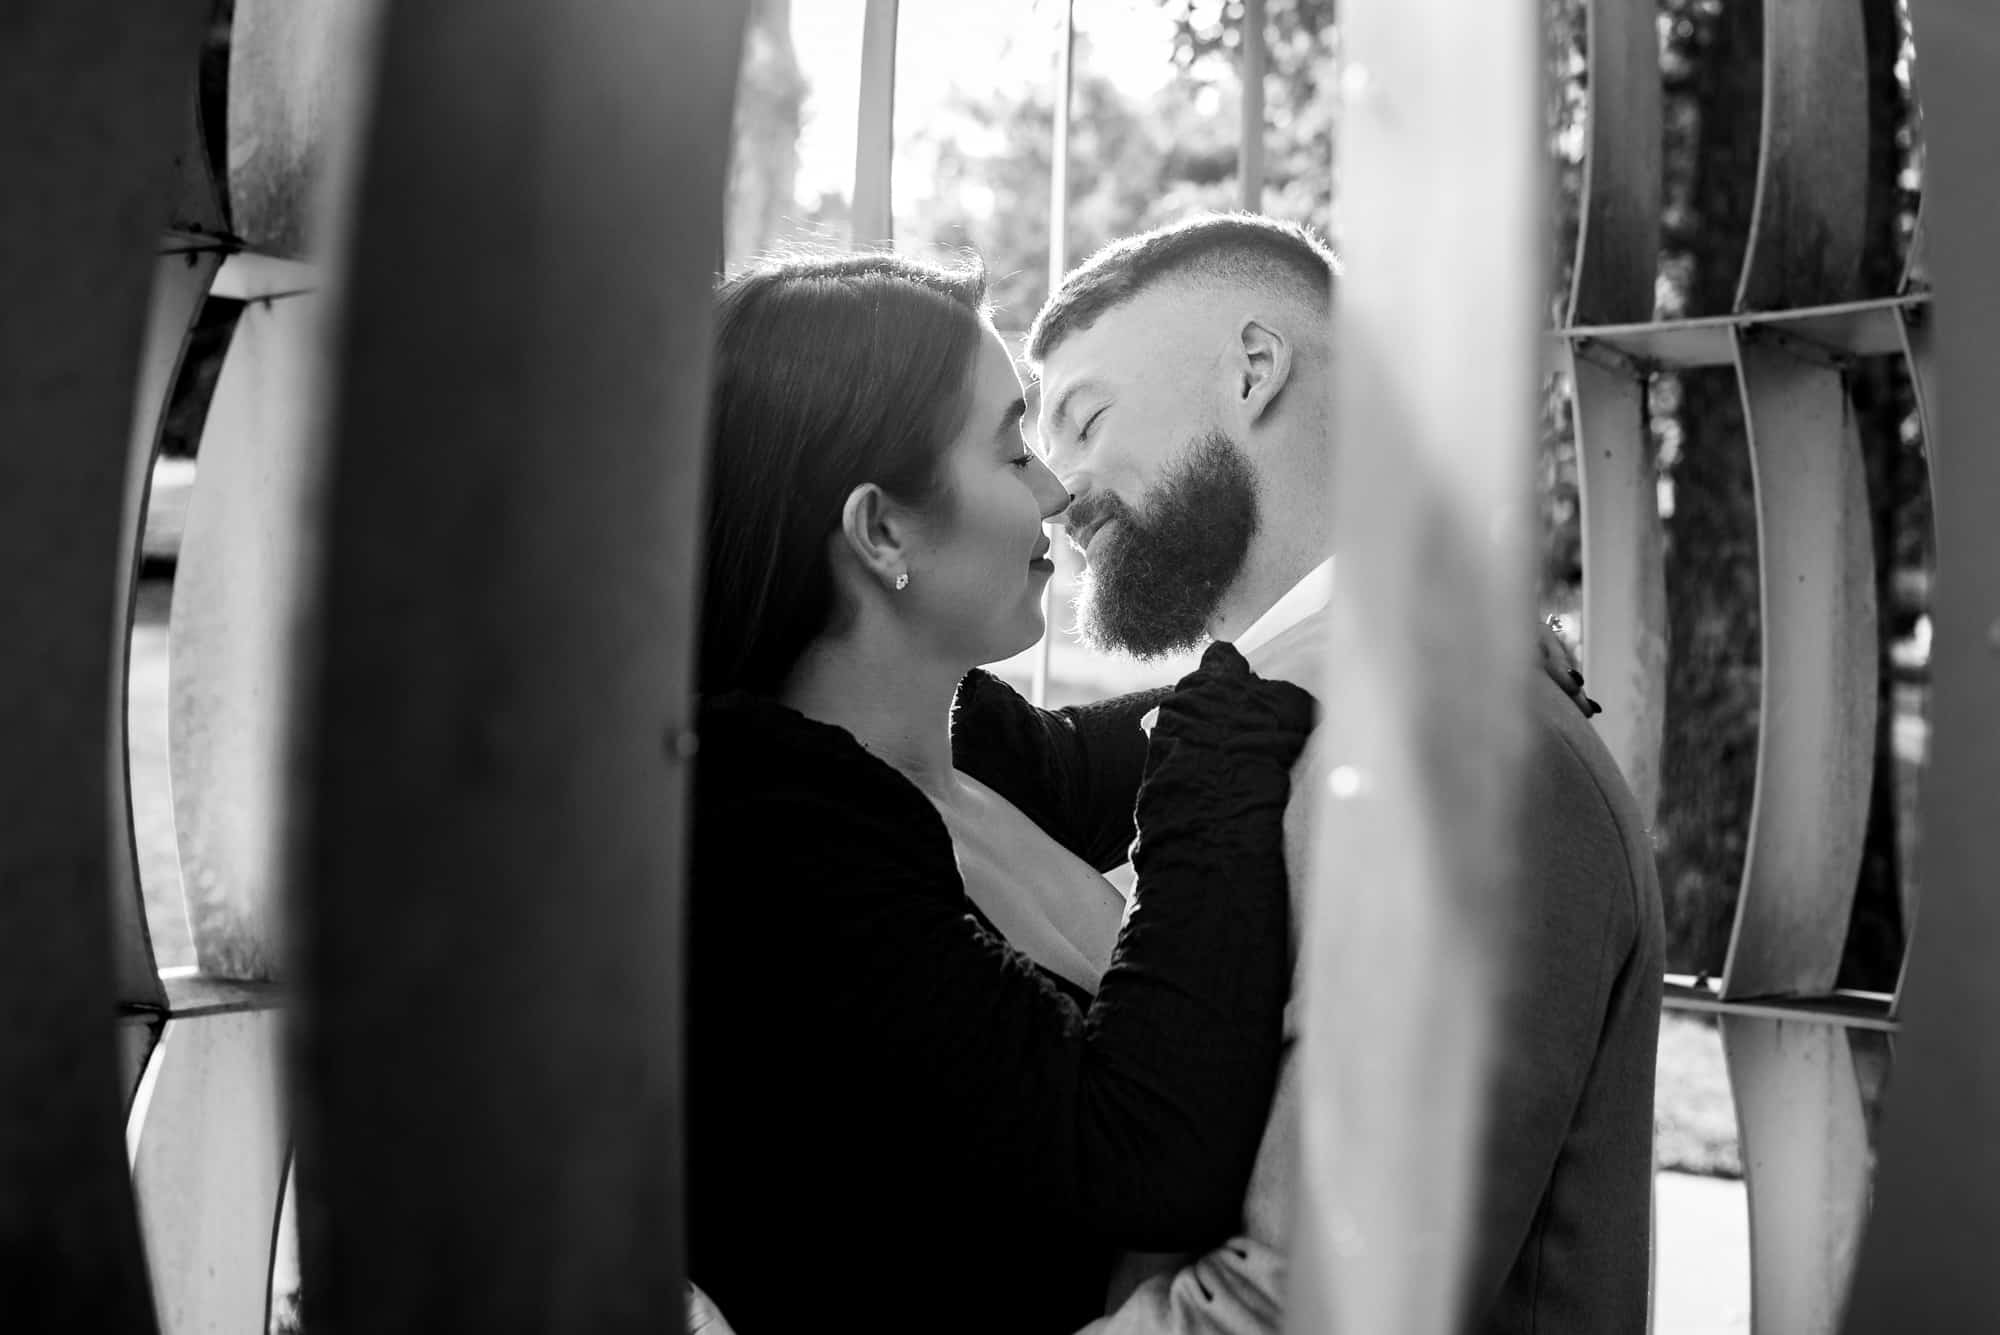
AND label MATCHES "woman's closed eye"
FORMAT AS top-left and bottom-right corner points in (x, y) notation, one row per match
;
(1009, 451), (1038, 471)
